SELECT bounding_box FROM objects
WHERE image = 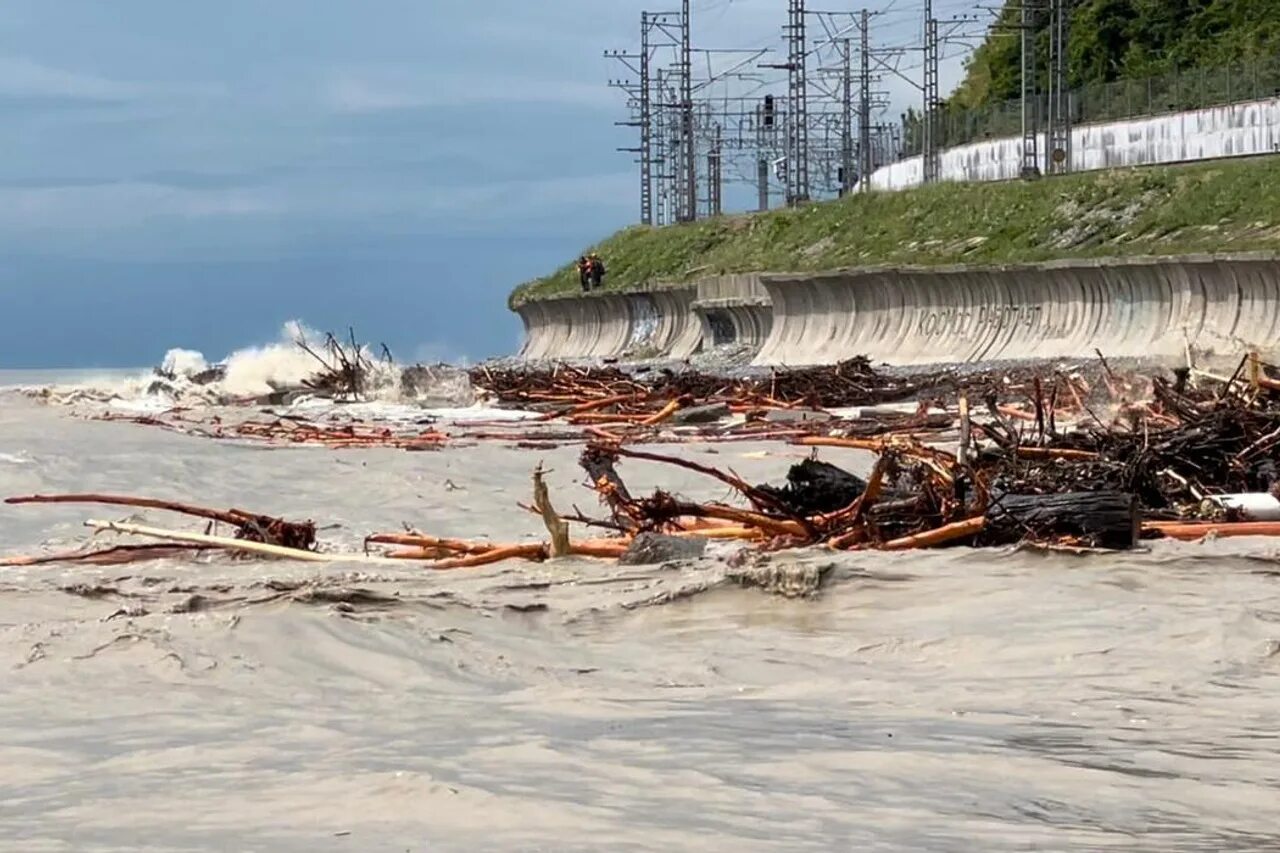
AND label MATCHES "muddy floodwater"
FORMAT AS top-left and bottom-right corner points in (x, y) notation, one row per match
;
(2, 388), (1279, 852)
